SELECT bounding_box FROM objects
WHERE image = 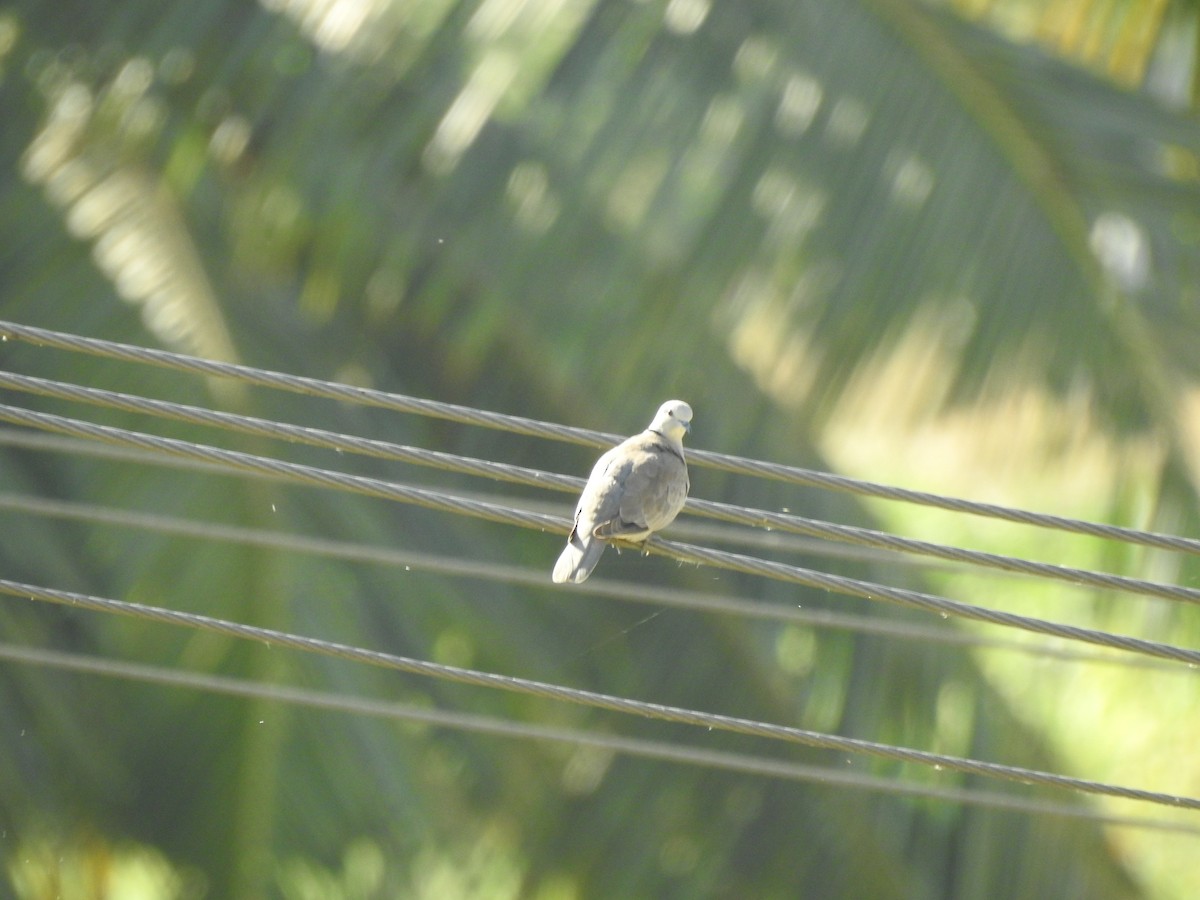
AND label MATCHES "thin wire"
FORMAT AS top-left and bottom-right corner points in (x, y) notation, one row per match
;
(3, 319), (1198, 554)
(5, 327), (1198, 834)
(0, 425), (902, 568)
(1, 641), (1195, 834)
(0, 423), (1135, 585)
(0, 426), (247, 476)
(2, 370), (1197, 606)
(1, 402), (1197, 666)
(1, 579), (1196, 812)
(2, 491), (1182, 672)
